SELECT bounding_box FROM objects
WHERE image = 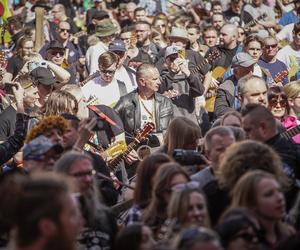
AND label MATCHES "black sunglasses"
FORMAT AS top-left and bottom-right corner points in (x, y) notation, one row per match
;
(59, 28), (70, 33)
